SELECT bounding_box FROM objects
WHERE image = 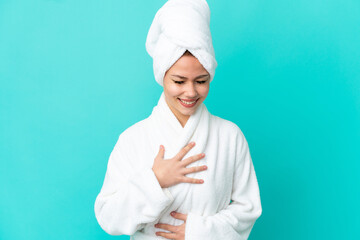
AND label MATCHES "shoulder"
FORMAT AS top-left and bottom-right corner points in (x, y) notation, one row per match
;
(209, 114), (248, 151)
(211, 115), (245, 137)
(116, 117), (151, 144)
(211, 115), (252, 160)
